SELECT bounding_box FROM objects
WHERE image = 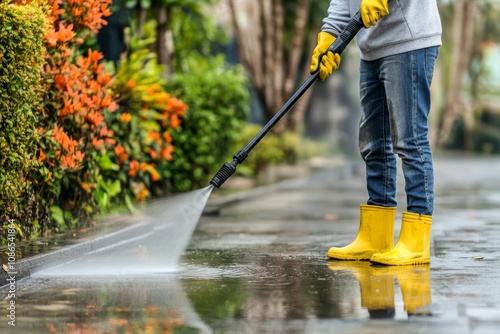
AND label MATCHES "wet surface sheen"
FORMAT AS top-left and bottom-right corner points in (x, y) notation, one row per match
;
(1, 157), (500, 333)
